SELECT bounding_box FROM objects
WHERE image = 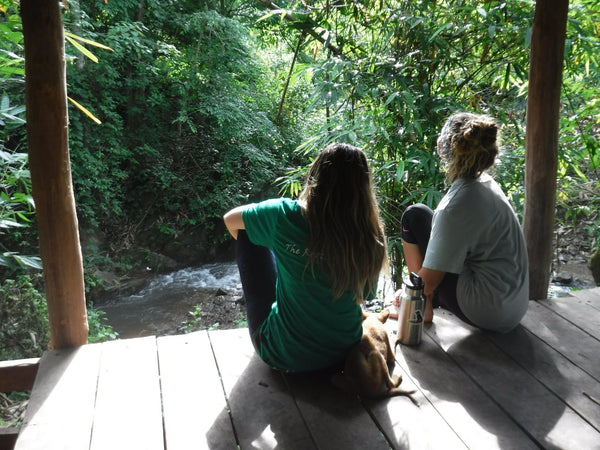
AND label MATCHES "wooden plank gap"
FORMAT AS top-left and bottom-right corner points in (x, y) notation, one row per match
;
(426, 313), (600, 448)
(278, 373), (320, 450)
(535, 298), (600, 341)
(569, 288), (600, 310)
(484, 324), (600, 432)
(208, 329), (316, 449)
(520, 301), (600, 381)
(366, 321), (471, 449)
(386, 358), (470, 448)
(153, 338), (167, 450)
(206, 330), (241, 448)
(421, 319), (546, 449)
(15, 344), (102, 450)
(89, 337), (163, 450)
(157, 331), (237, 449)
(358, 394), (406, 449)
(393, 327), (533, 449)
